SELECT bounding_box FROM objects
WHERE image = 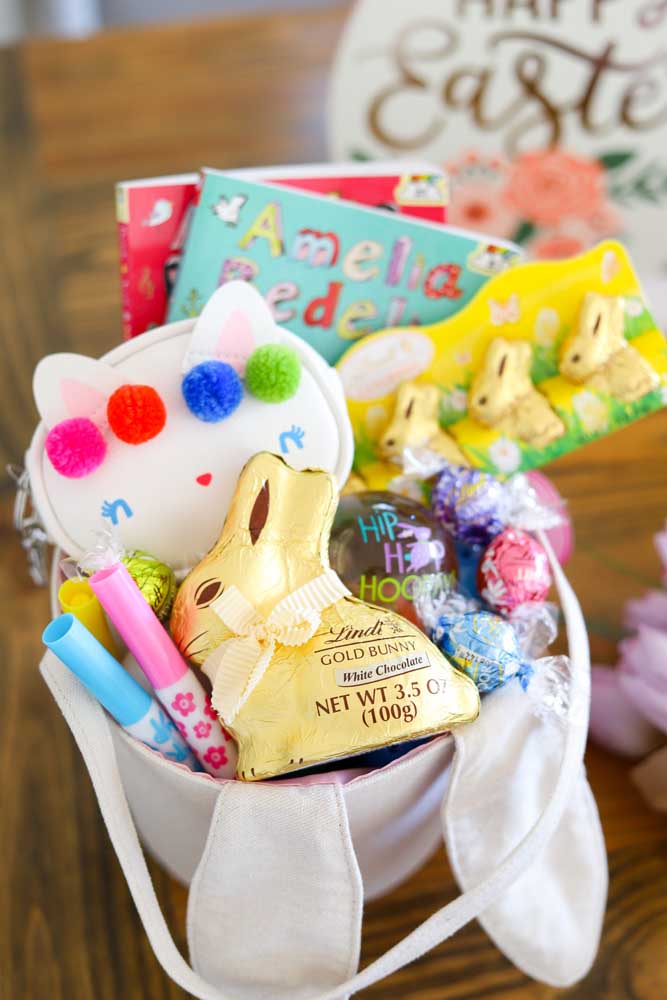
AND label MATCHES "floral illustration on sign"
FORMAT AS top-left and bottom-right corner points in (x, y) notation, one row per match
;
(446, 153), (520, 238)
(446, 149), (634, 261)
